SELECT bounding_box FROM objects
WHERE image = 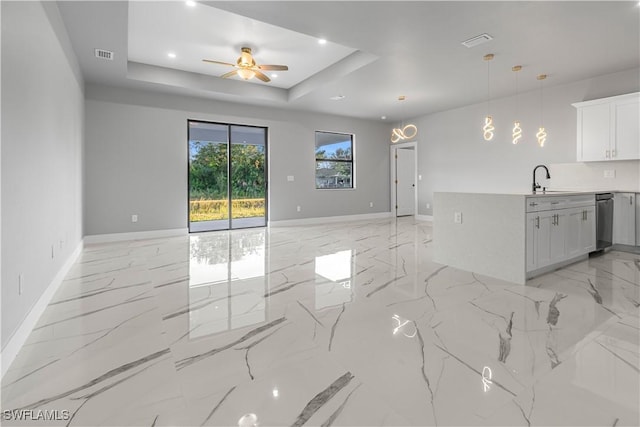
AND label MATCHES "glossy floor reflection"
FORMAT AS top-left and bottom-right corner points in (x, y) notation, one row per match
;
(2, 218), (639, 426)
